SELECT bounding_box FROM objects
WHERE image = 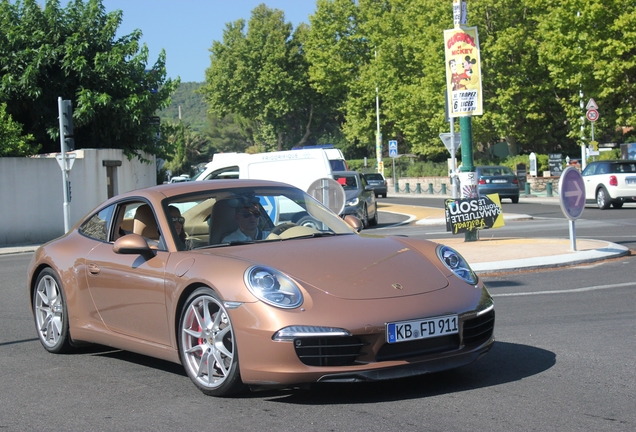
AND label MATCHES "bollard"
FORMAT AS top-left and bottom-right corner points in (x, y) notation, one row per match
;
(546, 182), (553, 197)
(416, 183), (421, 194)
(525, 182), (530, 195)
(405, 183), (411, 194)
(441, 183), (447, 195)
(394, 183), (399, 193)
(428, 183), (434, 194)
